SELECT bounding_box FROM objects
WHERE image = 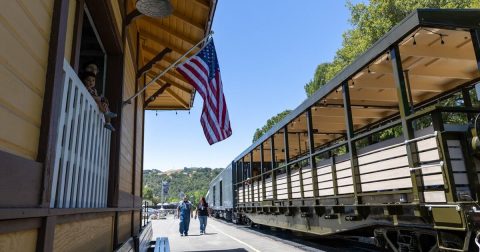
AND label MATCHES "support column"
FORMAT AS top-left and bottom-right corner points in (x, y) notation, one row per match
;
(297, 133), (305, 200)
(260, 144), (266, 201)
(271, 137), (277, 201)
(284, 128), (292, 202)
(390, 45), (422, 204)
(249, 152), (254, 203)
(342, 81), (361, 204)
(306, 109), (319, 198)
